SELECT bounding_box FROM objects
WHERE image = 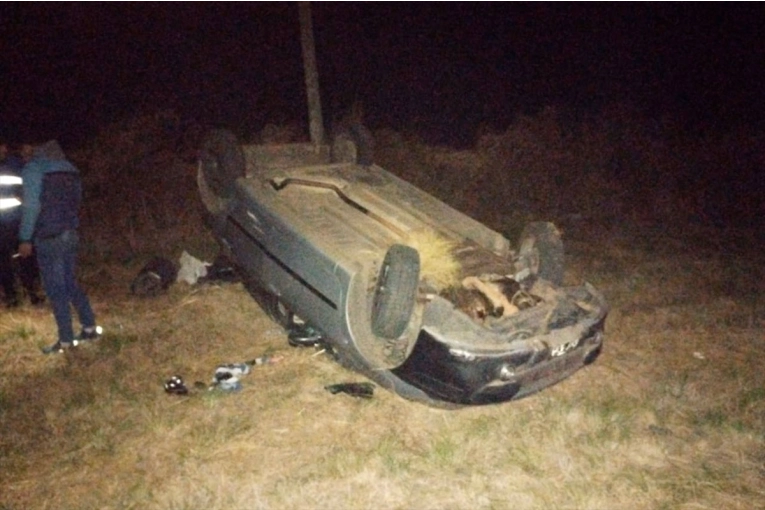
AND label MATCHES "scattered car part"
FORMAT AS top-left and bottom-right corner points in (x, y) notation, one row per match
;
(130, 257), (178, 297)
(325, 382), (376, 399)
